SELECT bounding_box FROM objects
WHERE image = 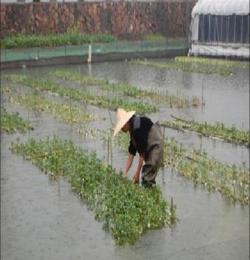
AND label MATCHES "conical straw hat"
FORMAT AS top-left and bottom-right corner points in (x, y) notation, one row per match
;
(113, 108), (136, 137)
